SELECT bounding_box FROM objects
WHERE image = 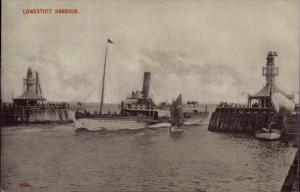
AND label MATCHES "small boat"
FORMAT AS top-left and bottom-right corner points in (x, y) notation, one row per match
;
(157, 101), (209, 125)
(255, 73), (281, 141)
(255, 122), (281, 141)
(169, 94), (184, 134)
